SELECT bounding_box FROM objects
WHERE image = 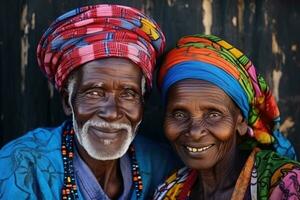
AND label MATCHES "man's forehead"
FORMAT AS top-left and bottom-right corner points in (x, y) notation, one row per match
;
(76, 65), (142, 88)
(79, 58), (141, 74)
